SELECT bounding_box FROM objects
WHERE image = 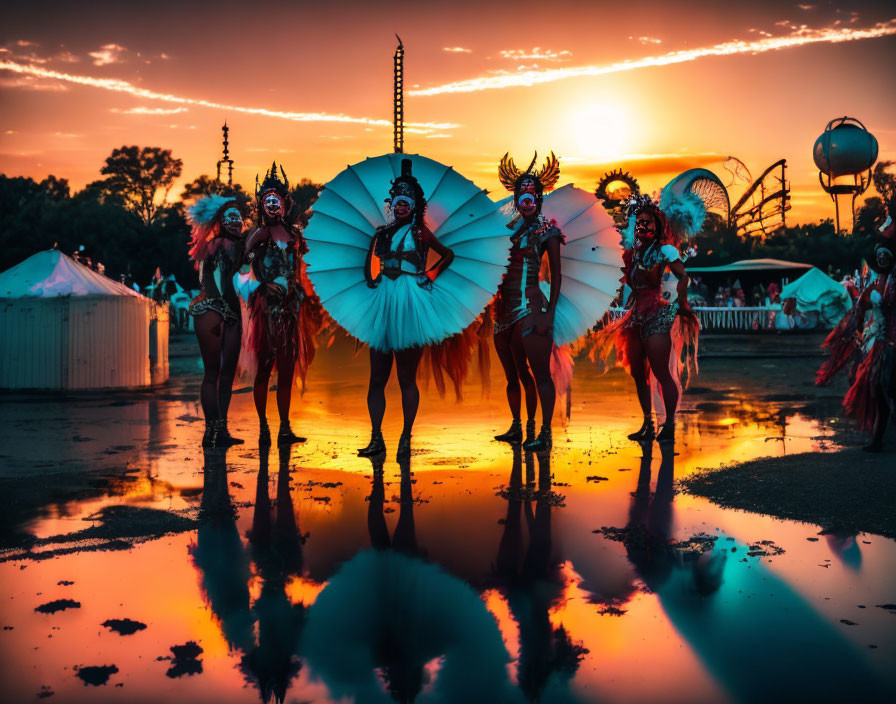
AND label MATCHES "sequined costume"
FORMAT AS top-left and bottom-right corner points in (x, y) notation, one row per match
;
(620, 242), (686, 339)
(242, 163), (324, 446)
(589, 218), (699, 382)
(491, 152), (565, 451)
(190, 244), (241, 322)
(495, 215), (564, 337)
(587, 193), (702, 445)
